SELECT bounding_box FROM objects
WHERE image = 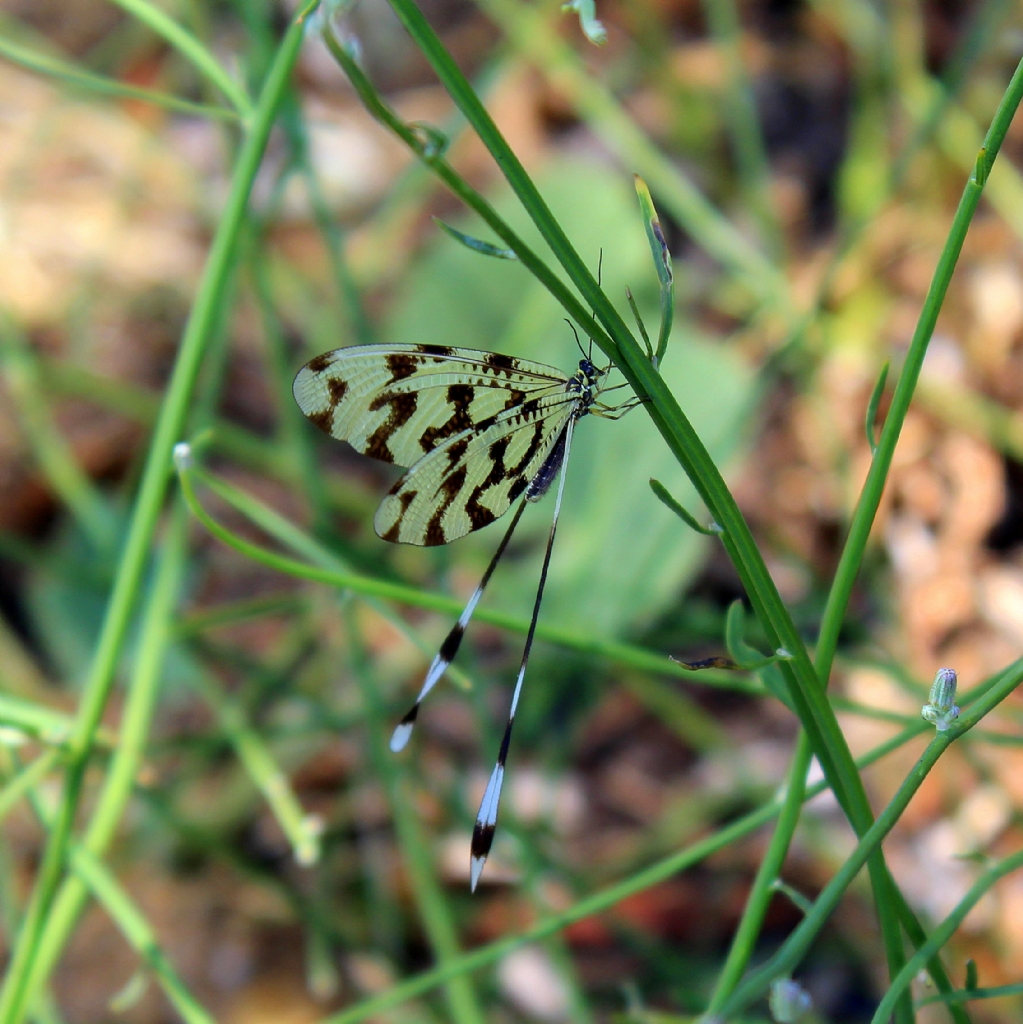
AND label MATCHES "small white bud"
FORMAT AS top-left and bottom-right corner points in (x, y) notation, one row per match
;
(172, 442), (193, 472)
(921, 667), (960, 732)
(768, 978), (812, 1023)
